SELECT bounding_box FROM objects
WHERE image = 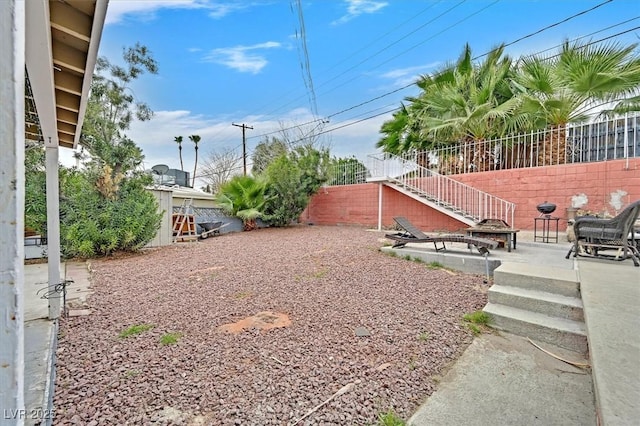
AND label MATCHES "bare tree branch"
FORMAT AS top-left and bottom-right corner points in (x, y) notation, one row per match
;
(200, 147), (242, 193)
